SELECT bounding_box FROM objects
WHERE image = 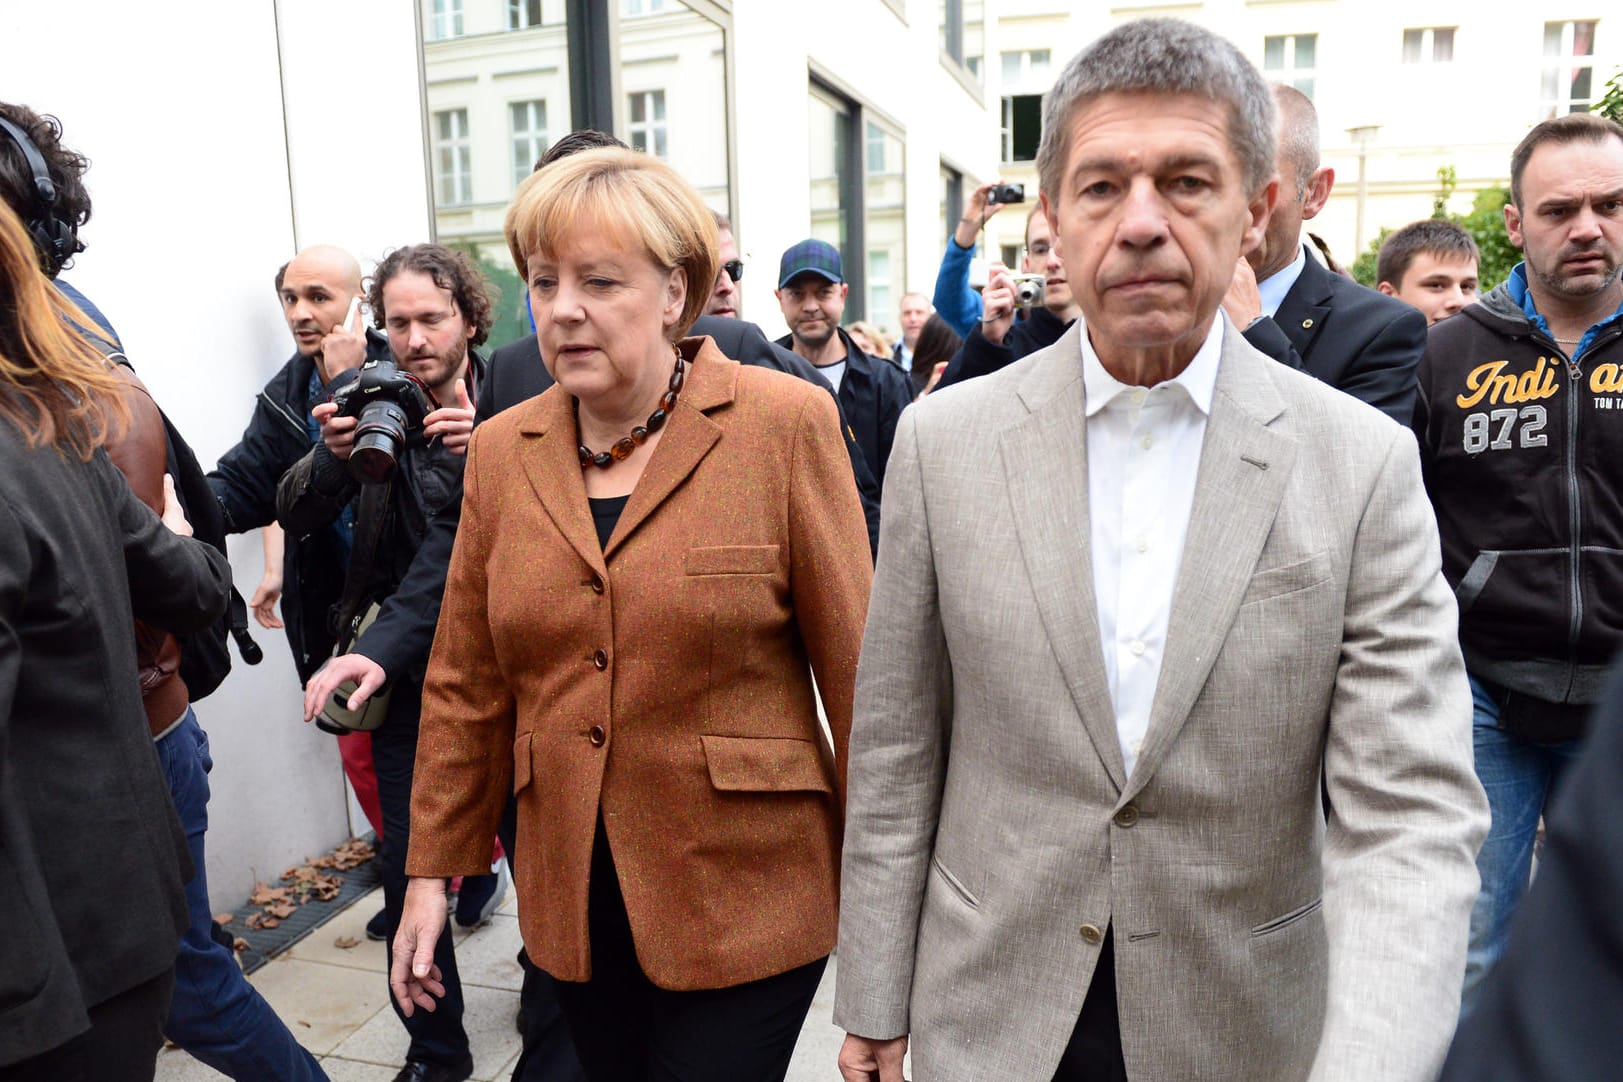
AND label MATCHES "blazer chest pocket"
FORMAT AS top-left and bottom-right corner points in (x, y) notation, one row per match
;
(685, 545), (781, 577)
(701, 734), (831, 793)
(1240, 551), (1331, 607)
